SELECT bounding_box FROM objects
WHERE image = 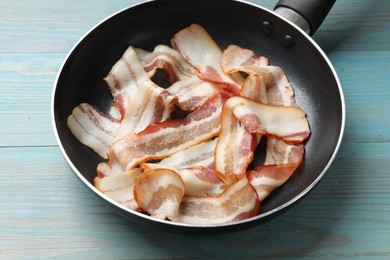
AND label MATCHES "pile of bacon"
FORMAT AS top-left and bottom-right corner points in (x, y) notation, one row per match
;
(68, 24), (310, 225)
